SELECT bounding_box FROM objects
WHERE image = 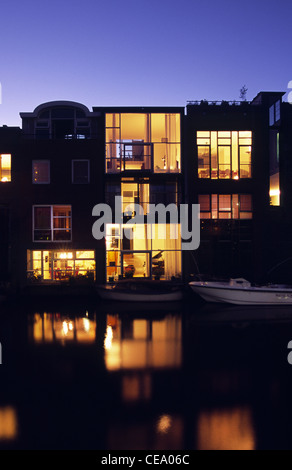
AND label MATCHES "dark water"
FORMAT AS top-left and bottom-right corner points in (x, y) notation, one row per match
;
(1, 293), (292, 450)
